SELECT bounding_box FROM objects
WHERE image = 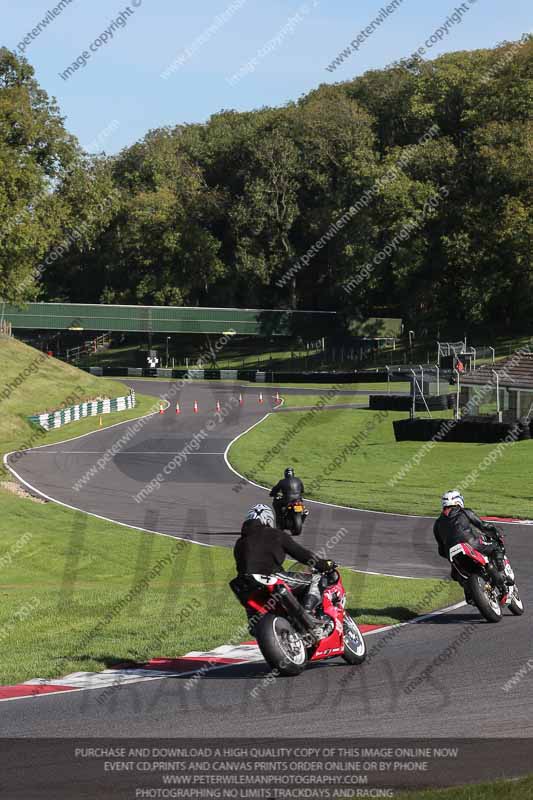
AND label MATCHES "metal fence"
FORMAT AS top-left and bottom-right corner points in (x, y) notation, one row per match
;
(460, 384), (533, 423)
